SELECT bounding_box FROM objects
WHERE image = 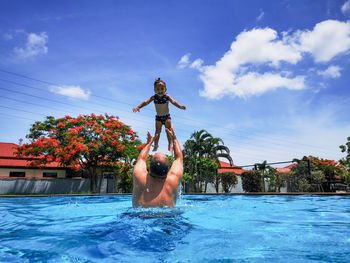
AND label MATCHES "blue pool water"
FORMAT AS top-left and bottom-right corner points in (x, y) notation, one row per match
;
(0, 194), (349, 262)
